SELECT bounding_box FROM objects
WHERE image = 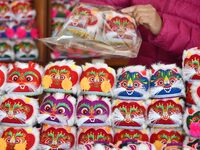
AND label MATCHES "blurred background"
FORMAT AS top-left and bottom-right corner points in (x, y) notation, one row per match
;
(0, 0), (129, 67)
